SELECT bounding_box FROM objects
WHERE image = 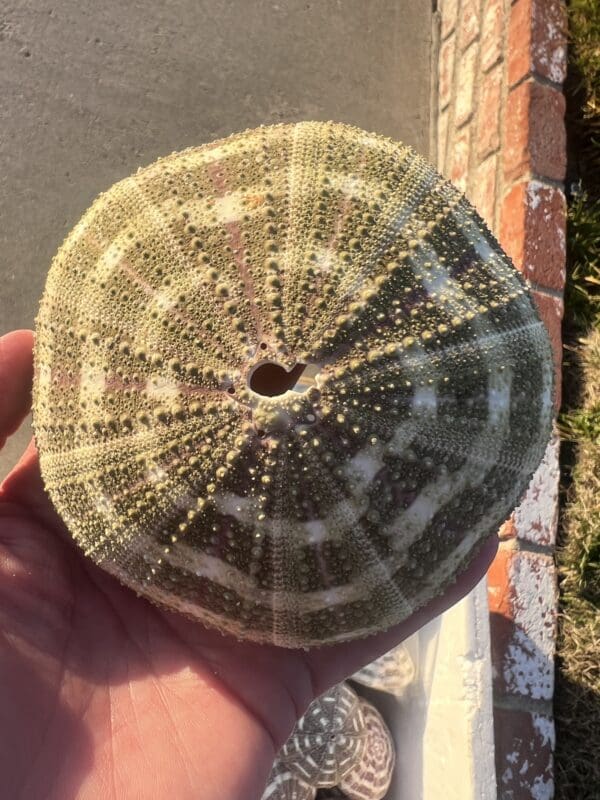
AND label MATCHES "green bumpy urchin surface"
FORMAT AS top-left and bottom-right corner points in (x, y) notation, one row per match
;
(32, 120), (555, 647)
